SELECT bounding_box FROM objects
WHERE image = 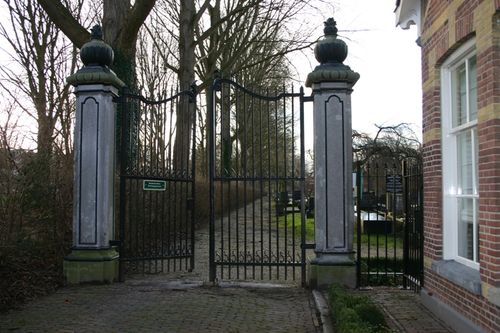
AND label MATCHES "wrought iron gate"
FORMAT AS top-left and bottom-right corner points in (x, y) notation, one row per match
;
(402, 158), (423, 291)
(208, 78), (310, 285)
(117, 87), (196, 280)
(355, 159), (423, 290)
